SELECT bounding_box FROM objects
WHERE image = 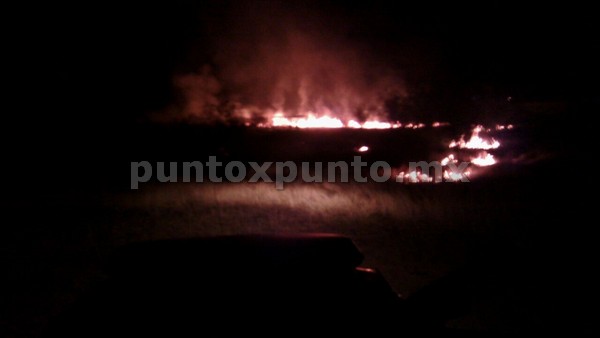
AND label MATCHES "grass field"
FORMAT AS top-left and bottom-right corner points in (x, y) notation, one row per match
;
(2, 125), (592, 336)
